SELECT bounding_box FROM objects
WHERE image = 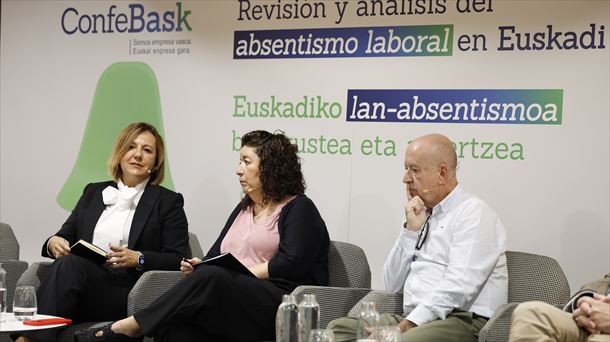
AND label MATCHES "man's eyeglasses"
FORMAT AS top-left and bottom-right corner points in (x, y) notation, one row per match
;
(415, 209), (433, 250)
